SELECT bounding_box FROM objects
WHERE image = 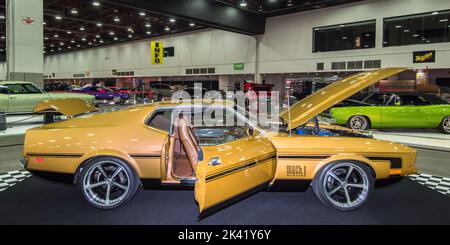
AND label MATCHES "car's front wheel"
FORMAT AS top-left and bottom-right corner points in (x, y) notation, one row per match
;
(112, 96), (122, 104)
(346, 115), (371, 131)
(438, 116), (450, 134)
(78, 157), (140, 210)
(313, 161), (374, 211)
